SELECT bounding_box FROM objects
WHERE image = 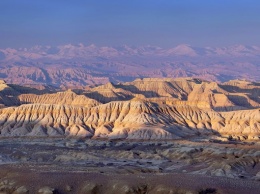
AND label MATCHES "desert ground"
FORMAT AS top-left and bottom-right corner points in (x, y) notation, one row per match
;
(0, 138), (260, 193)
